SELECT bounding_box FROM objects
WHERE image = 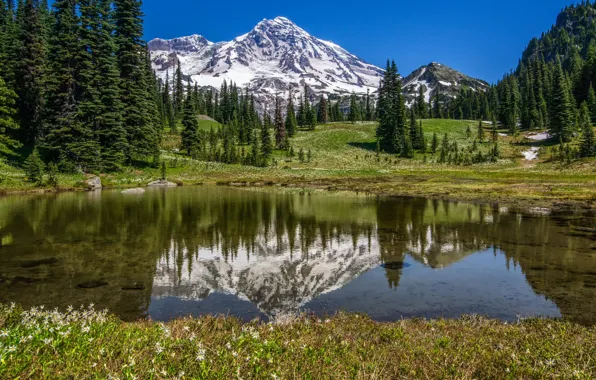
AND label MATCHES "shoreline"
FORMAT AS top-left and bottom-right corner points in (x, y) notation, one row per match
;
(1, 174), (594, 212)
